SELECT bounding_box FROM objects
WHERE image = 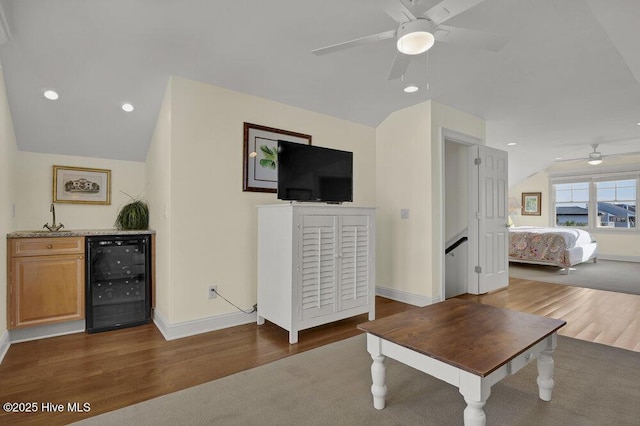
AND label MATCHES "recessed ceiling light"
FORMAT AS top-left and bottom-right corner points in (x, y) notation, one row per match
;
(403, 85), (419, 93)
(43, 90), (59, 100)
(507, 142), (517, 146)
(554, 157), (563, 160)
(121, 103), (134, 112)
